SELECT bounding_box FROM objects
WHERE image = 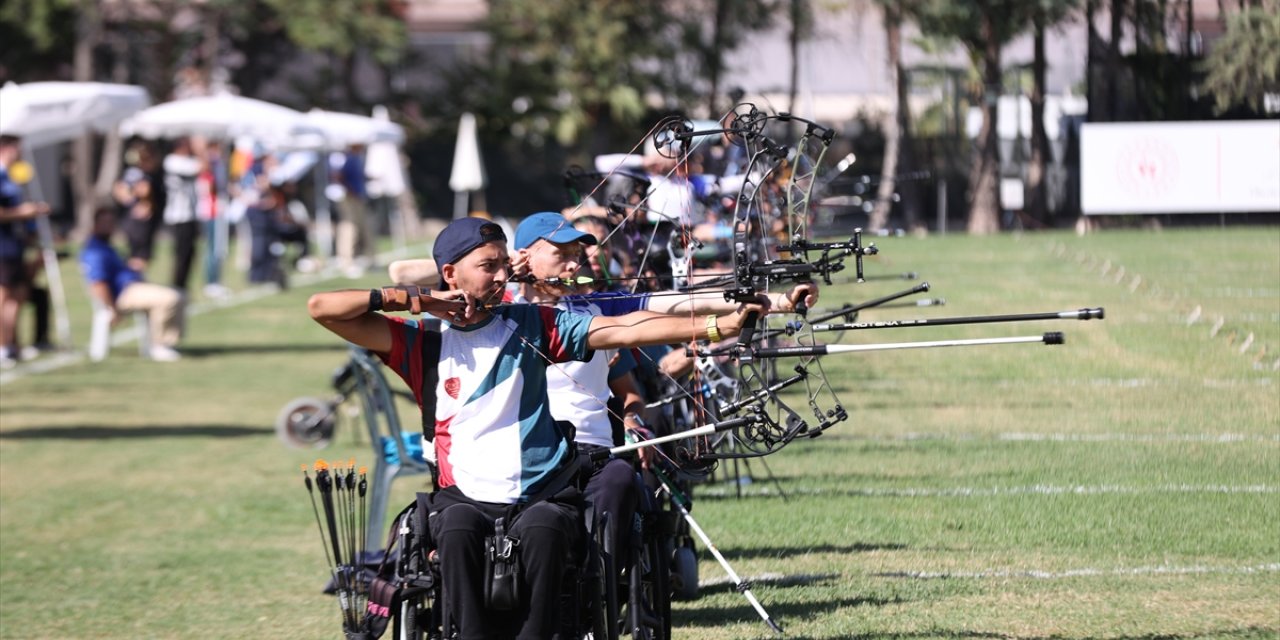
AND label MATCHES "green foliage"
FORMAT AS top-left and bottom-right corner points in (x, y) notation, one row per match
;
(261, 0), (406, 66)
(443, 0), (779, 147)
(908, 0), (1031, 56)
(1200, 7), (1280, 114)
(0, 0), (75, 51)
(0, 0), (77, 80)
(471, 0), (688, 145)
